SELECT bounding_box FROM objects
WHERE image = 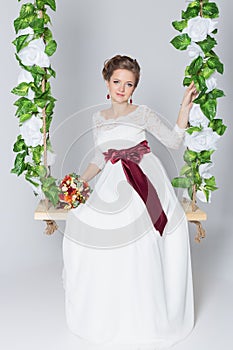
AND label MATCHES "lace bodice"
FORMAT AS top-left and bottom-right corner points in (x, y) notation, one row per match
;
(90, 105), (185, 170)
